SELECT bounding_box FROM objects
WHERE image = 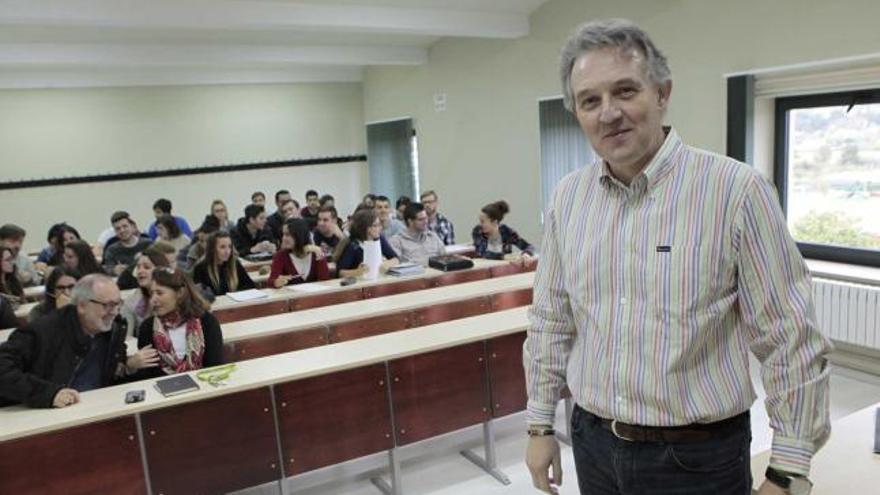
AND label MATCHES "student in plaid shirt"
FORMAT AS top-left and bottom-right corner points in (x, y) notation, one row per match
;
(420, 190), (455, 245)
